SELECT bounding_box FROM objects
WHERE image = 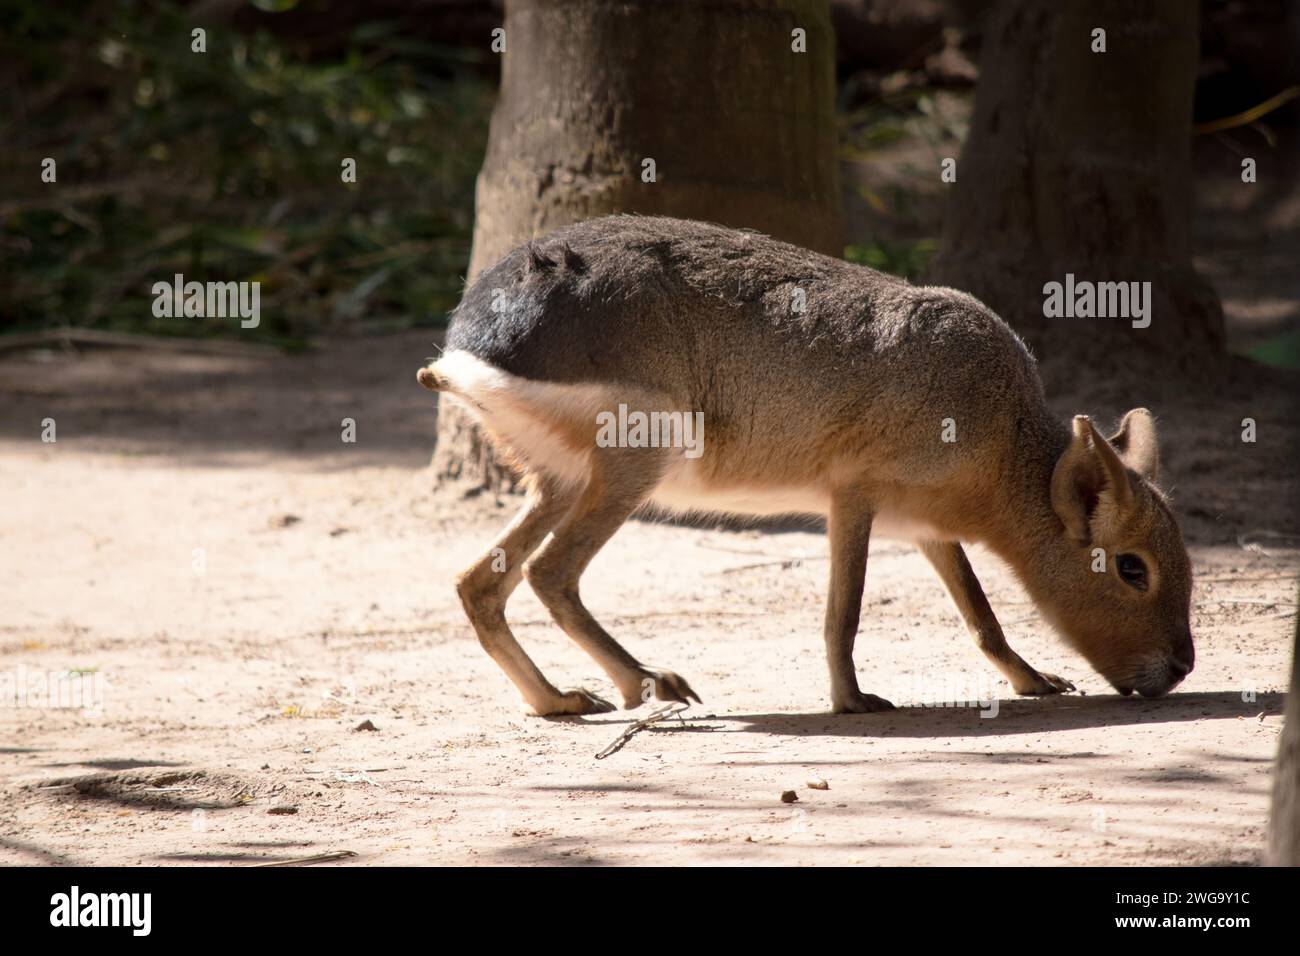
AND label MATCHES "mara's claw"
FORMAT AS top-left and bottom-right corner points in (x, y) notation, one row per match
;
(623, 669), (702, 709)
